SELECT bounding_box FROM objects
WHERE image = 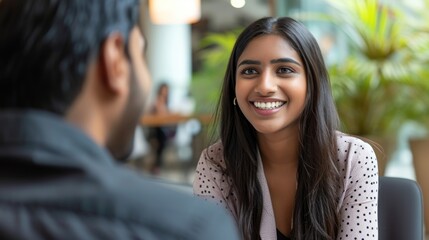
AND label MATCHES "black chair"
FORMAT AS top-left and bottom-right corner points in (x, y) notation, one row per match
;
(378, 176), (424, 240)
